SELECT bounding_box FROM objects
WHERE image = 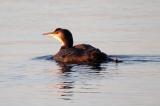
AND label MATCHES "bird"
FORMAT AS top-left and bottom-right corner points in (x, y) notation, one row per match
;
(43, 28), (120, 64)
